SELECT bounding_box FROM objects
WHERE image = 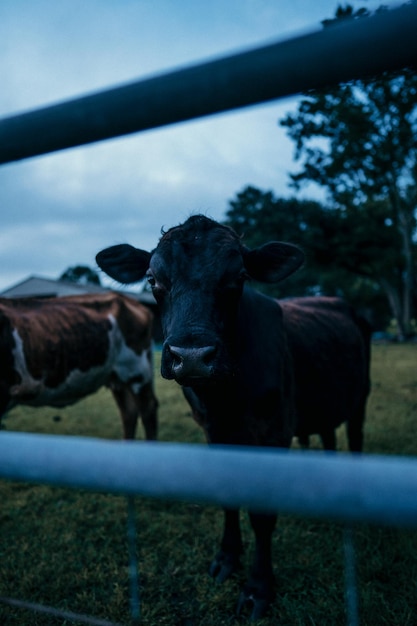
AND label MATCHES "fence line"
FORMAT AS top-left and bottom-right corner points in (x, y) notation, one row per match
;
(0, 2), (416, 165)
(0, 596), (124, 626)
(1, 4), (416, 623)
(1, 431), (417, 528)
